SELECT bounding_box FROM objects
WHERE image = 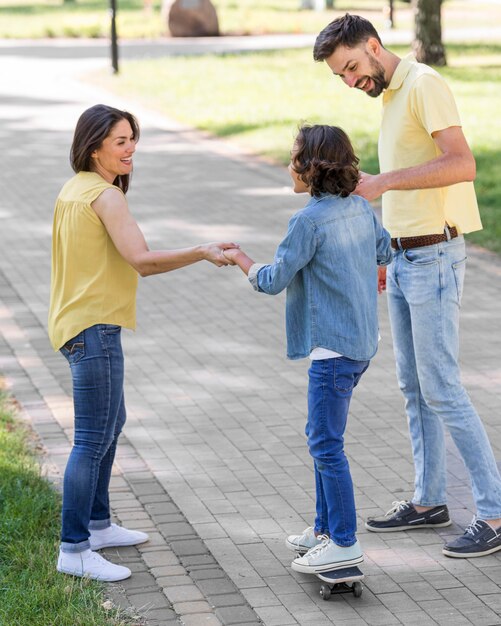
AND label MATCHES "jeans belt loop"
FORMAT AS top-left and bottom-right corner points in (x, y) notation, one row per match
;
(396, 237), (403, 251)
(444, 225), (451, 241)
